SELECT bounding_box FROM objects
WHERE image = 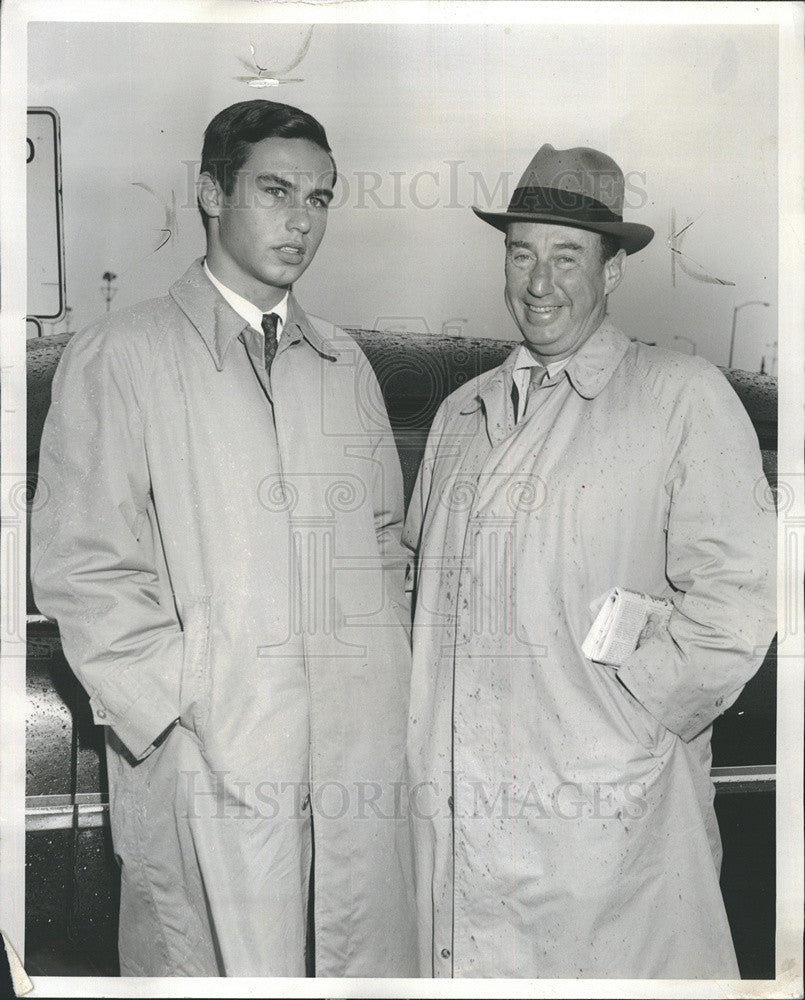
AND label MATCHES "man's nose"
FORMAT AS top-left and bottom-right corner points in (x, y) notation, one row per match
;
(527, 261), (554, 296)
(286, 203), (312, 234)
